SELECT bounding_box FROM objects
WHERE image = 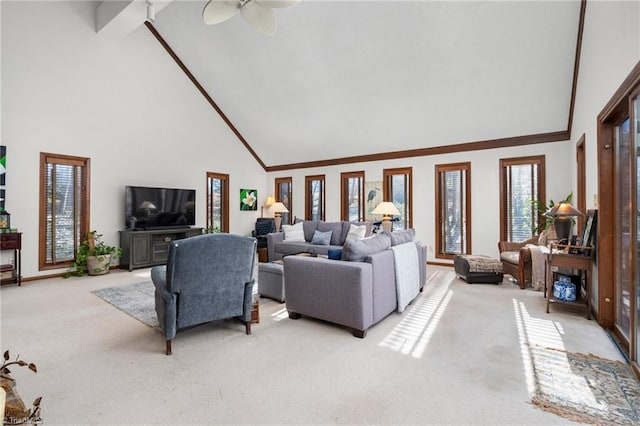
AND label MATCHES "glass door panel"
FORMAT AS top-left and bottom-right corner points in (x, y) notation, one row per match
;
(616, 116), (632, 341)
